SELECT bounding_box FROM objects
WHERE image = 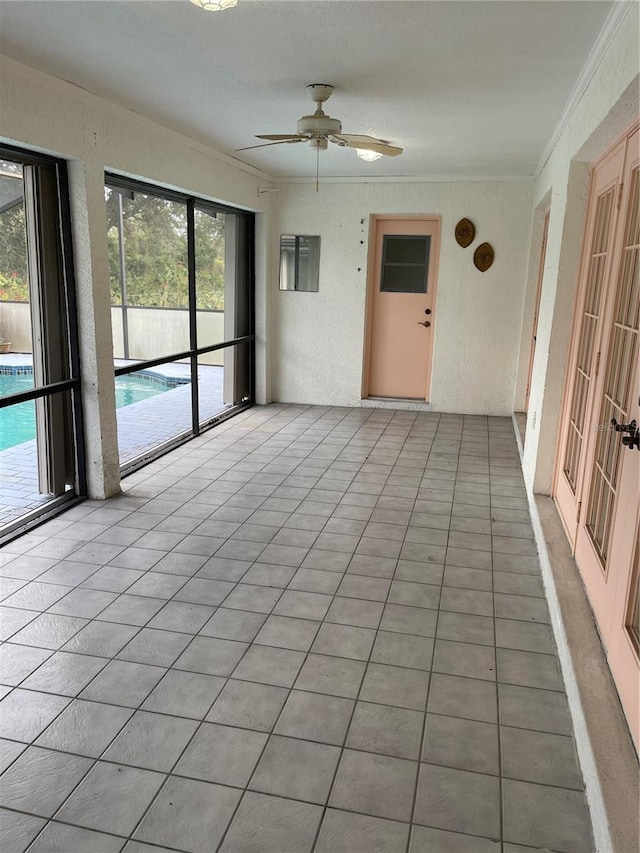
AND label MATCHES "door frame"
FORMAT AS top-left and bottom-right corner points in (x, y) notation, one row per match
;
(551, 121), (640, 748)
(552, 137), (627, 546)
(524, 209), (549, 413)
(361, 214), (442, 401)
